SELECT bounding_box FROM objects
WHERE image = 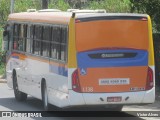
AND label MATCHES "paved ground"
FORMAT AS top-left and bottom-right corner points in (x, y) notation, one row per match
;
(0, 76), (160, 120)
(0, 83), (142, 120)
